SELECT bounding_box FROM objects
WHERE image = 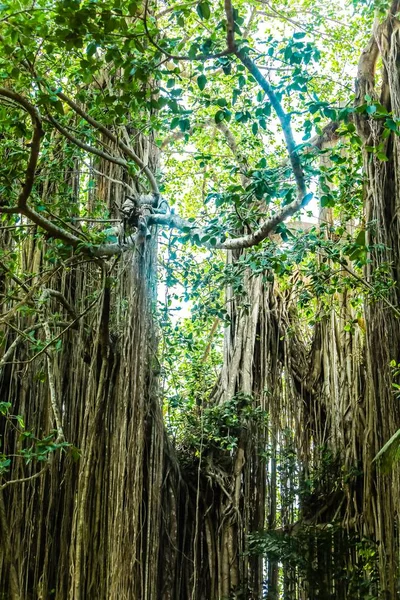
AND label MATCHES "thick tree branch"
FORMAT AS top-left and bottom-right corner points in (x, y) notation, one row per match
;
(22, 205), (82, 246)
(215, 121), (249, 183)
(149, 194), (312, 249)
(0, 87), (44, 212)
(223, 1), (307, 205)
(92, 122), (336, 255)
(0, 90), (91, 249)
(0, 91), (130, 254)
(225, 0), (236, 51)
(235, 52), (307, 200)
(355, 31), (379, 106)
